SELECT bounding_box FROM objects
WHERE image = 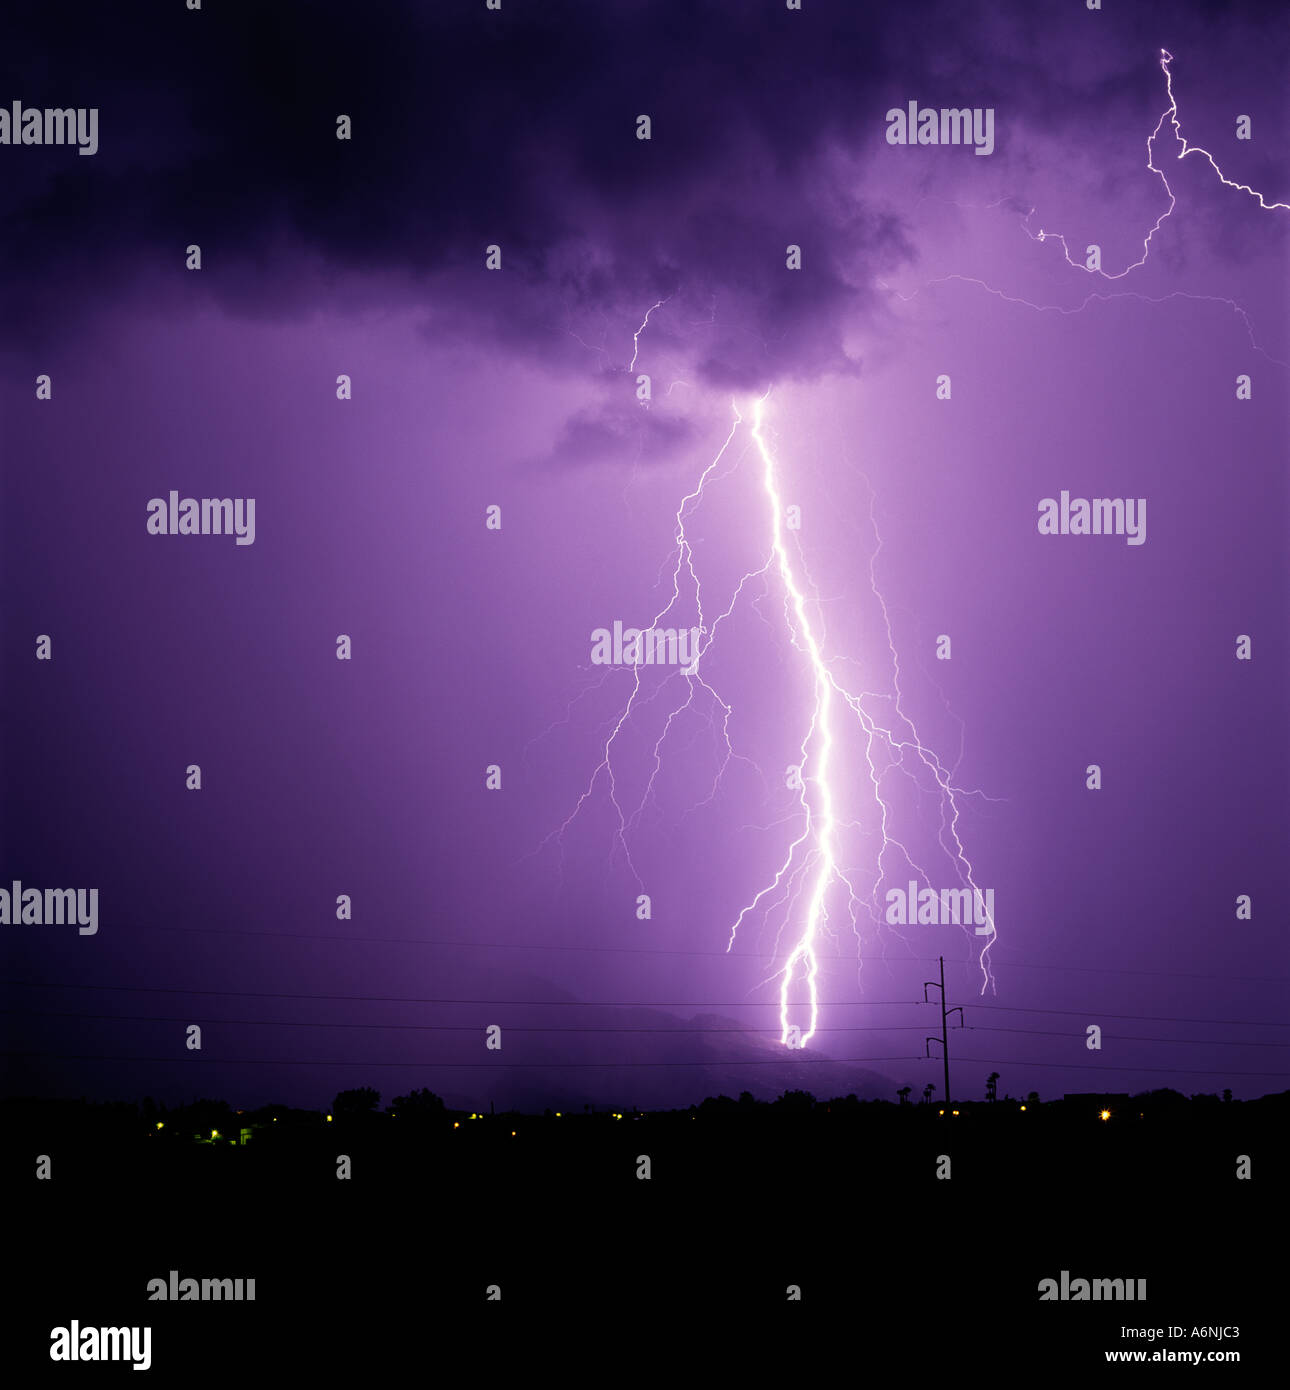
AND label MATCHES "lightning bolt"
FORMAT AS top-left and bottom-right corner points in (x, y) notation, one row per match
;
(734, 396), (996, 1046)
(537, 305), (999, 1046)
(629, 297), (670, 371)
(744, 394), (835, 1045)
(883, 49), (1289, 369)
(1028, 49), (1287, 280)
(1152, 48), (1288, 211)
